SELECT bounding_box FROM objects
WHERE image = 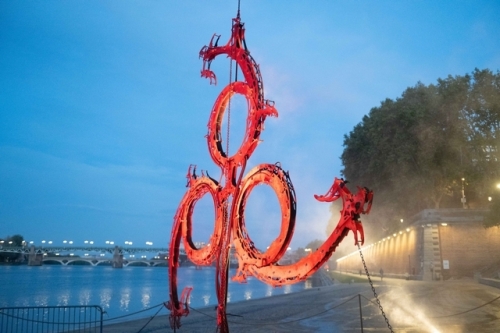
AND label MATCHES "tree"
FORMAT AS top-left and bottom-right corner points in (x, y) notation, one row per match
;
(2, 234), (24, 246)
(341, 69), (500, 232)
